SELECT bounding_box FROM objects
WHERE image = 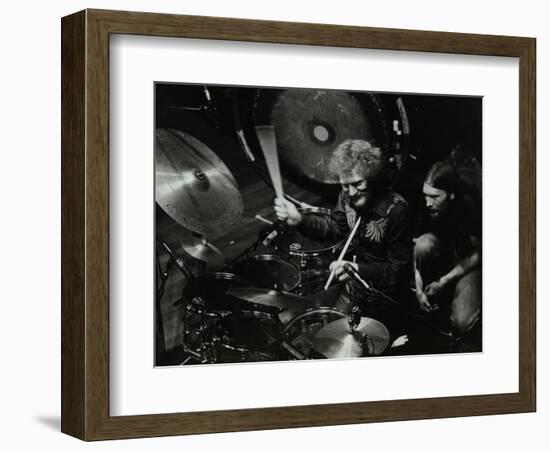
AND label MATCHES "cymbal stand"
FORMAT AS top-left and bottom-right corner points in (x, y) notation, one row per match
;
(155, 251), (168, 355)
(227, 231), (267, 267)
(347, 293), (375, 356)
(157, 239), (194, 279)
